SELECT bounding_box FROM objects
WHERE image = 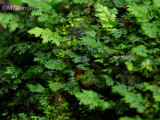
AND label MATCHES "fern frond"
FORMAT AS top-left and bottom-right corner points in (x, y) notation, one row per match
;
(28, 27), (60, 46)
(141, 21), (159, 38)
(112, 85), (148, 113)
(130, 45), (148, 57)
(127, 5), (151, 22)
(22, 0), (52, 12)
(22, 65), (43, 79)
(44, 59), (66, 70)
(31, 9), (43, 16)
(49, 81), (64, 92)
(27, 83), (45, 93)
(76, 71), (96, 86)
(76, 90), (112, 110)
(95, 3), (117, 29)
(0, 13), (23, 32)
(153, 0), (160, 7)
(144, 83), (160, 102)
